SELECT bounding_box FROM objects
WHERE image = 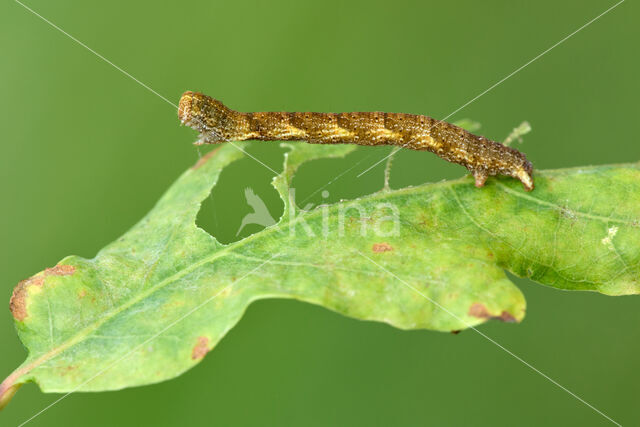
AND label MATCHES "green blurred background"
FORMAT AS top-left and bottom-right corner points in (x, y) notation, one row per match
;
(1, 1), (639, 425)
